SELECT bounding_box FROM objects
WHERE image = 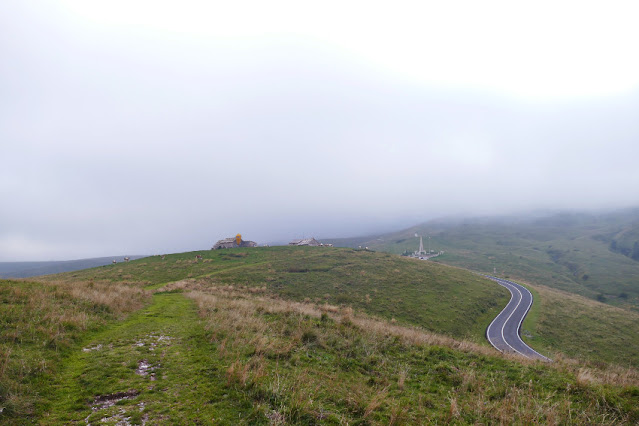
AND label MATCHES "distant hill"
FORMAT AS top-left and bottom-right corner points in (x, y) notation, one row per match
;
(326, 208), (639, 310)
(0, 256), (147, 278)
